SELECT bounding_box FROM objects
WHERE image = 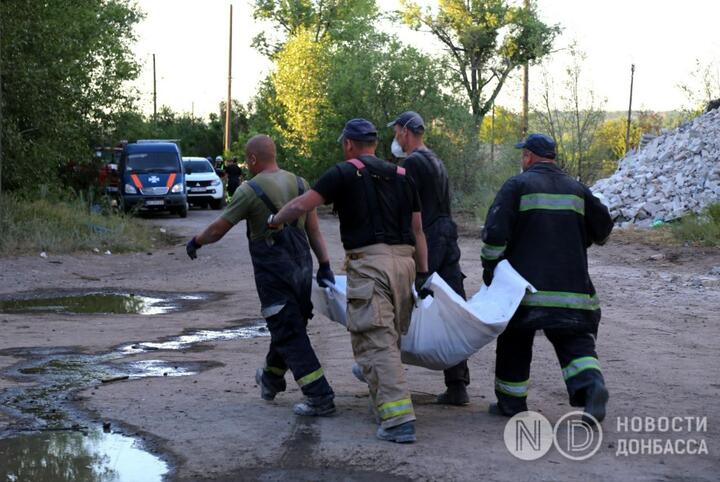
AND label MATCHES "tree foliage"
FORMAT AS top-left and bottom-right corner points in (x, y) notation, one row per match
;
(401, 0), (559, 127)
(0, 0), (142, 192)
(252, 0), (378, 58)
